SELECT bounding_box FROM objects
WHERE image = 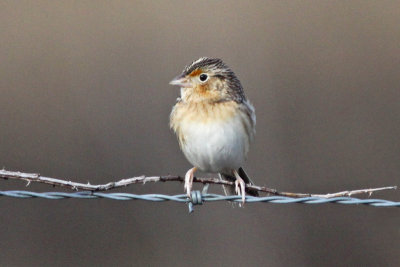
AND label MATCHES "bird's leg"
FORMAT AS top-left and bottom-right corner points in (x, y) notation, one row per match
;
(184, 167), (197, 198)
(233, 169), (246, 204)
